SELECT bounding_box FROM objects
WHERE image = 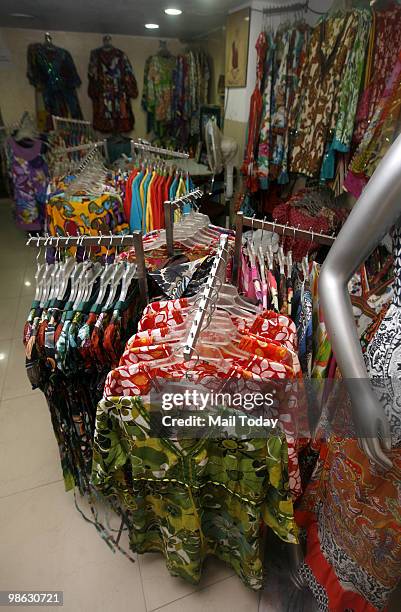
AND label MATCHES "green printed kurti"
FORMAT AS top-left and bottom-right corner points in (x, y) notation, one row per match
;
(91, 396), (298, 589)
(333, 9), (372, 152)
